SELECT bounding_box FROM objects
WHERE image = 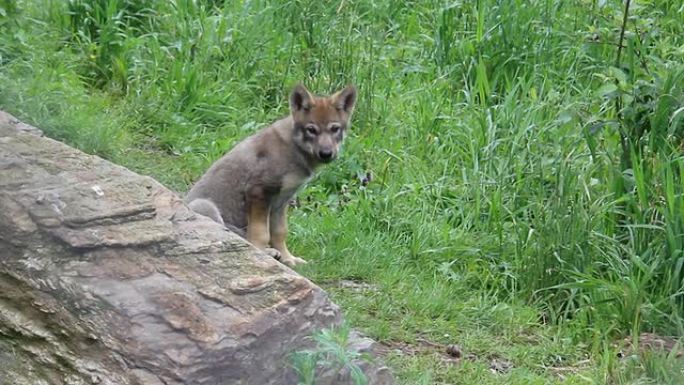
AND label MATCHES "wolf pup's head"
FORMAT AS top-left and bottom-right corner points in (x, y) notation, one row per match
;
(289, 83), (357, 164)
